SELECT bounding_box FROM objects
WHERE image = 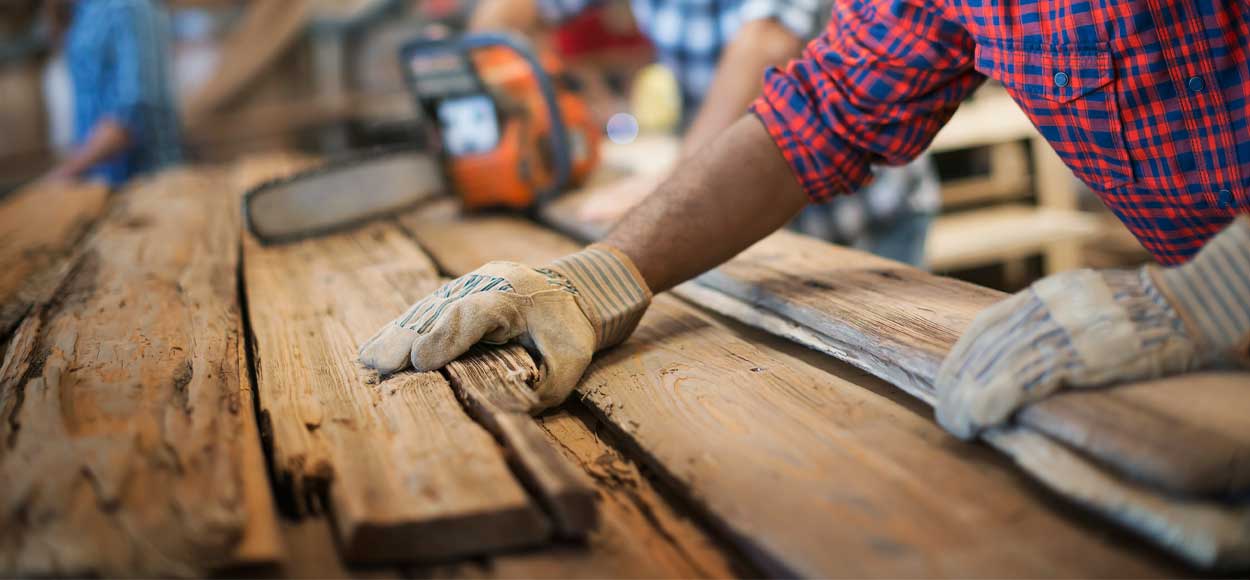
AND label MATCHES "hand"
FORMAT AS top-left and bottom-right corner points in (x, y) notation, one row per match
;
(359, 244), (651, 412)
(936, 216), (1250, 439)
(576, 173), (666, 224)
